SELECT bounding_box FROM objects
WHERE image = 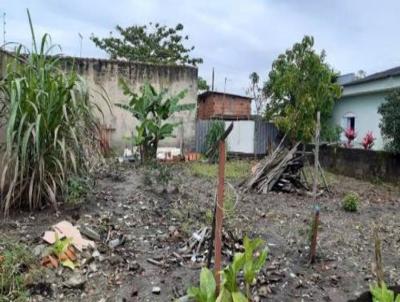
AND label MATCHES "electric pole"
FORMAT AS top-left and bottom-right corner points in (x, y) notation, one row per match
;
(211, 67), (215, 91)
(2, 12), (6, 48)
(78, 33), (83, 57)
